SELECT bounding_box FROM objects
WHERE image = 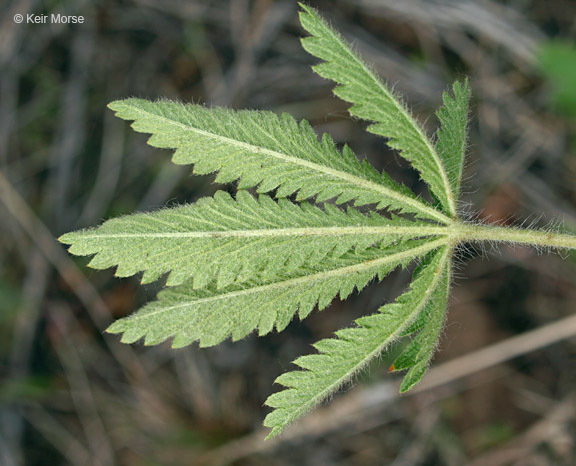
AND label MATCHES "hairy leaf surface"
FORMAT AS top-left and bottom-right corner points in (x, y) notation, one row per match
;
(435, 80), (471, 204)
(299, 4), (456, 217)
(108, 98), (448, 222)
(392, 259), (451, 392)
(263, 247), (451, 438)
(60, 191), (447, 288)
(106, 238), (448, 349)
